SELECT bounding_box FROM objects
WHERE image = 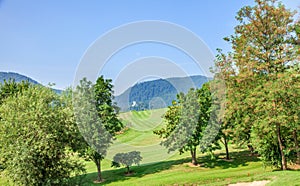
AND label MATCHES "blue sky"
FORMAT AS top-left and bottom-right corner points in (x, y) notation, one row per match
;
(0, 0), (298, 93)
